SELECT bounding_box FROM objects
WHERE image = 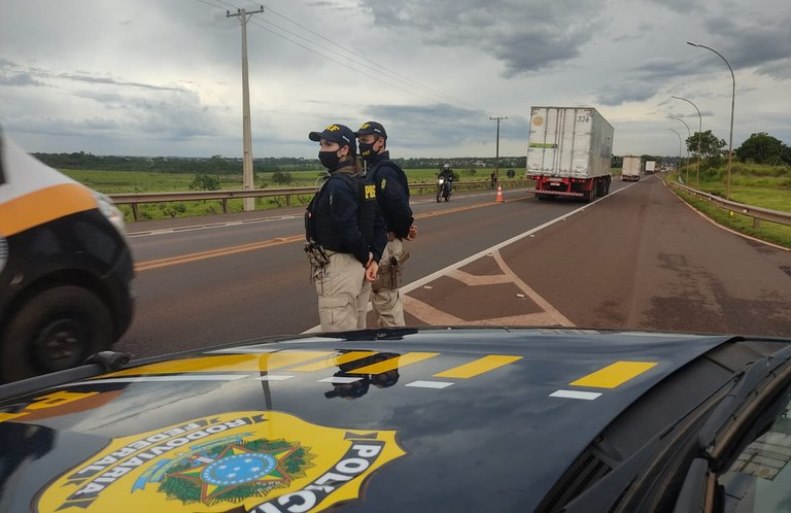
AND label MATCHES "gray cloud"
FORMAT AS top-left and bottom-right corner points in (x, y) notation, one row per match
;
(56, 72), (184, 92)
(647, 0), (708, 13)
(0, 72), (44, 87)
(694, 13), (791, 74)
(360, 0), (602, 76)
